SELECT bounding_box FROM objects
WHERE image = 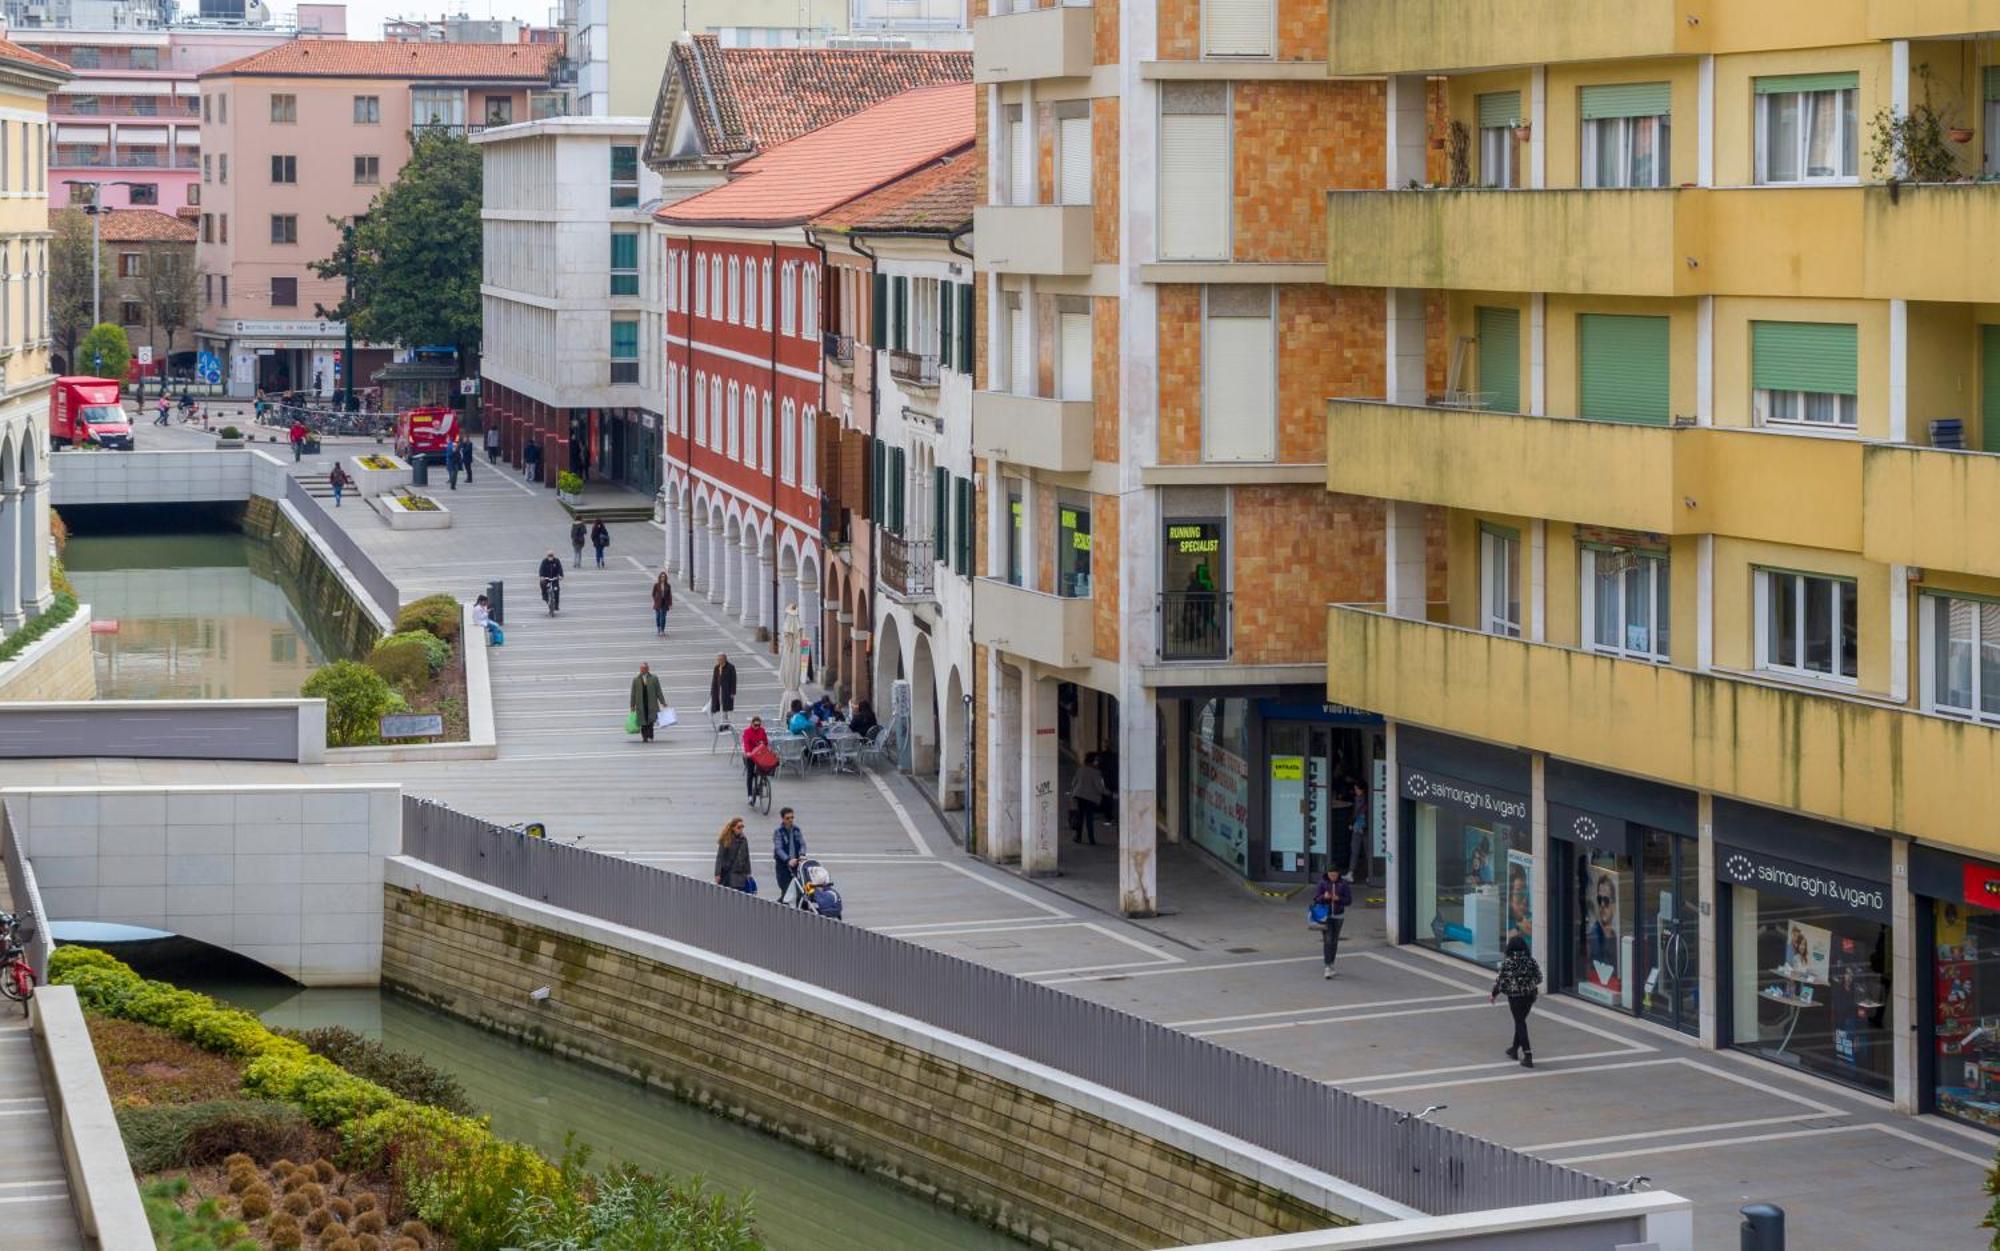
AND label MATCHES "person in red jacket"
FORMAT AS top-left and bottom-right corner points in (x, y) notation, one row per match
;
(740, 715), (771, 802)
(288, 419), (308, 462)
